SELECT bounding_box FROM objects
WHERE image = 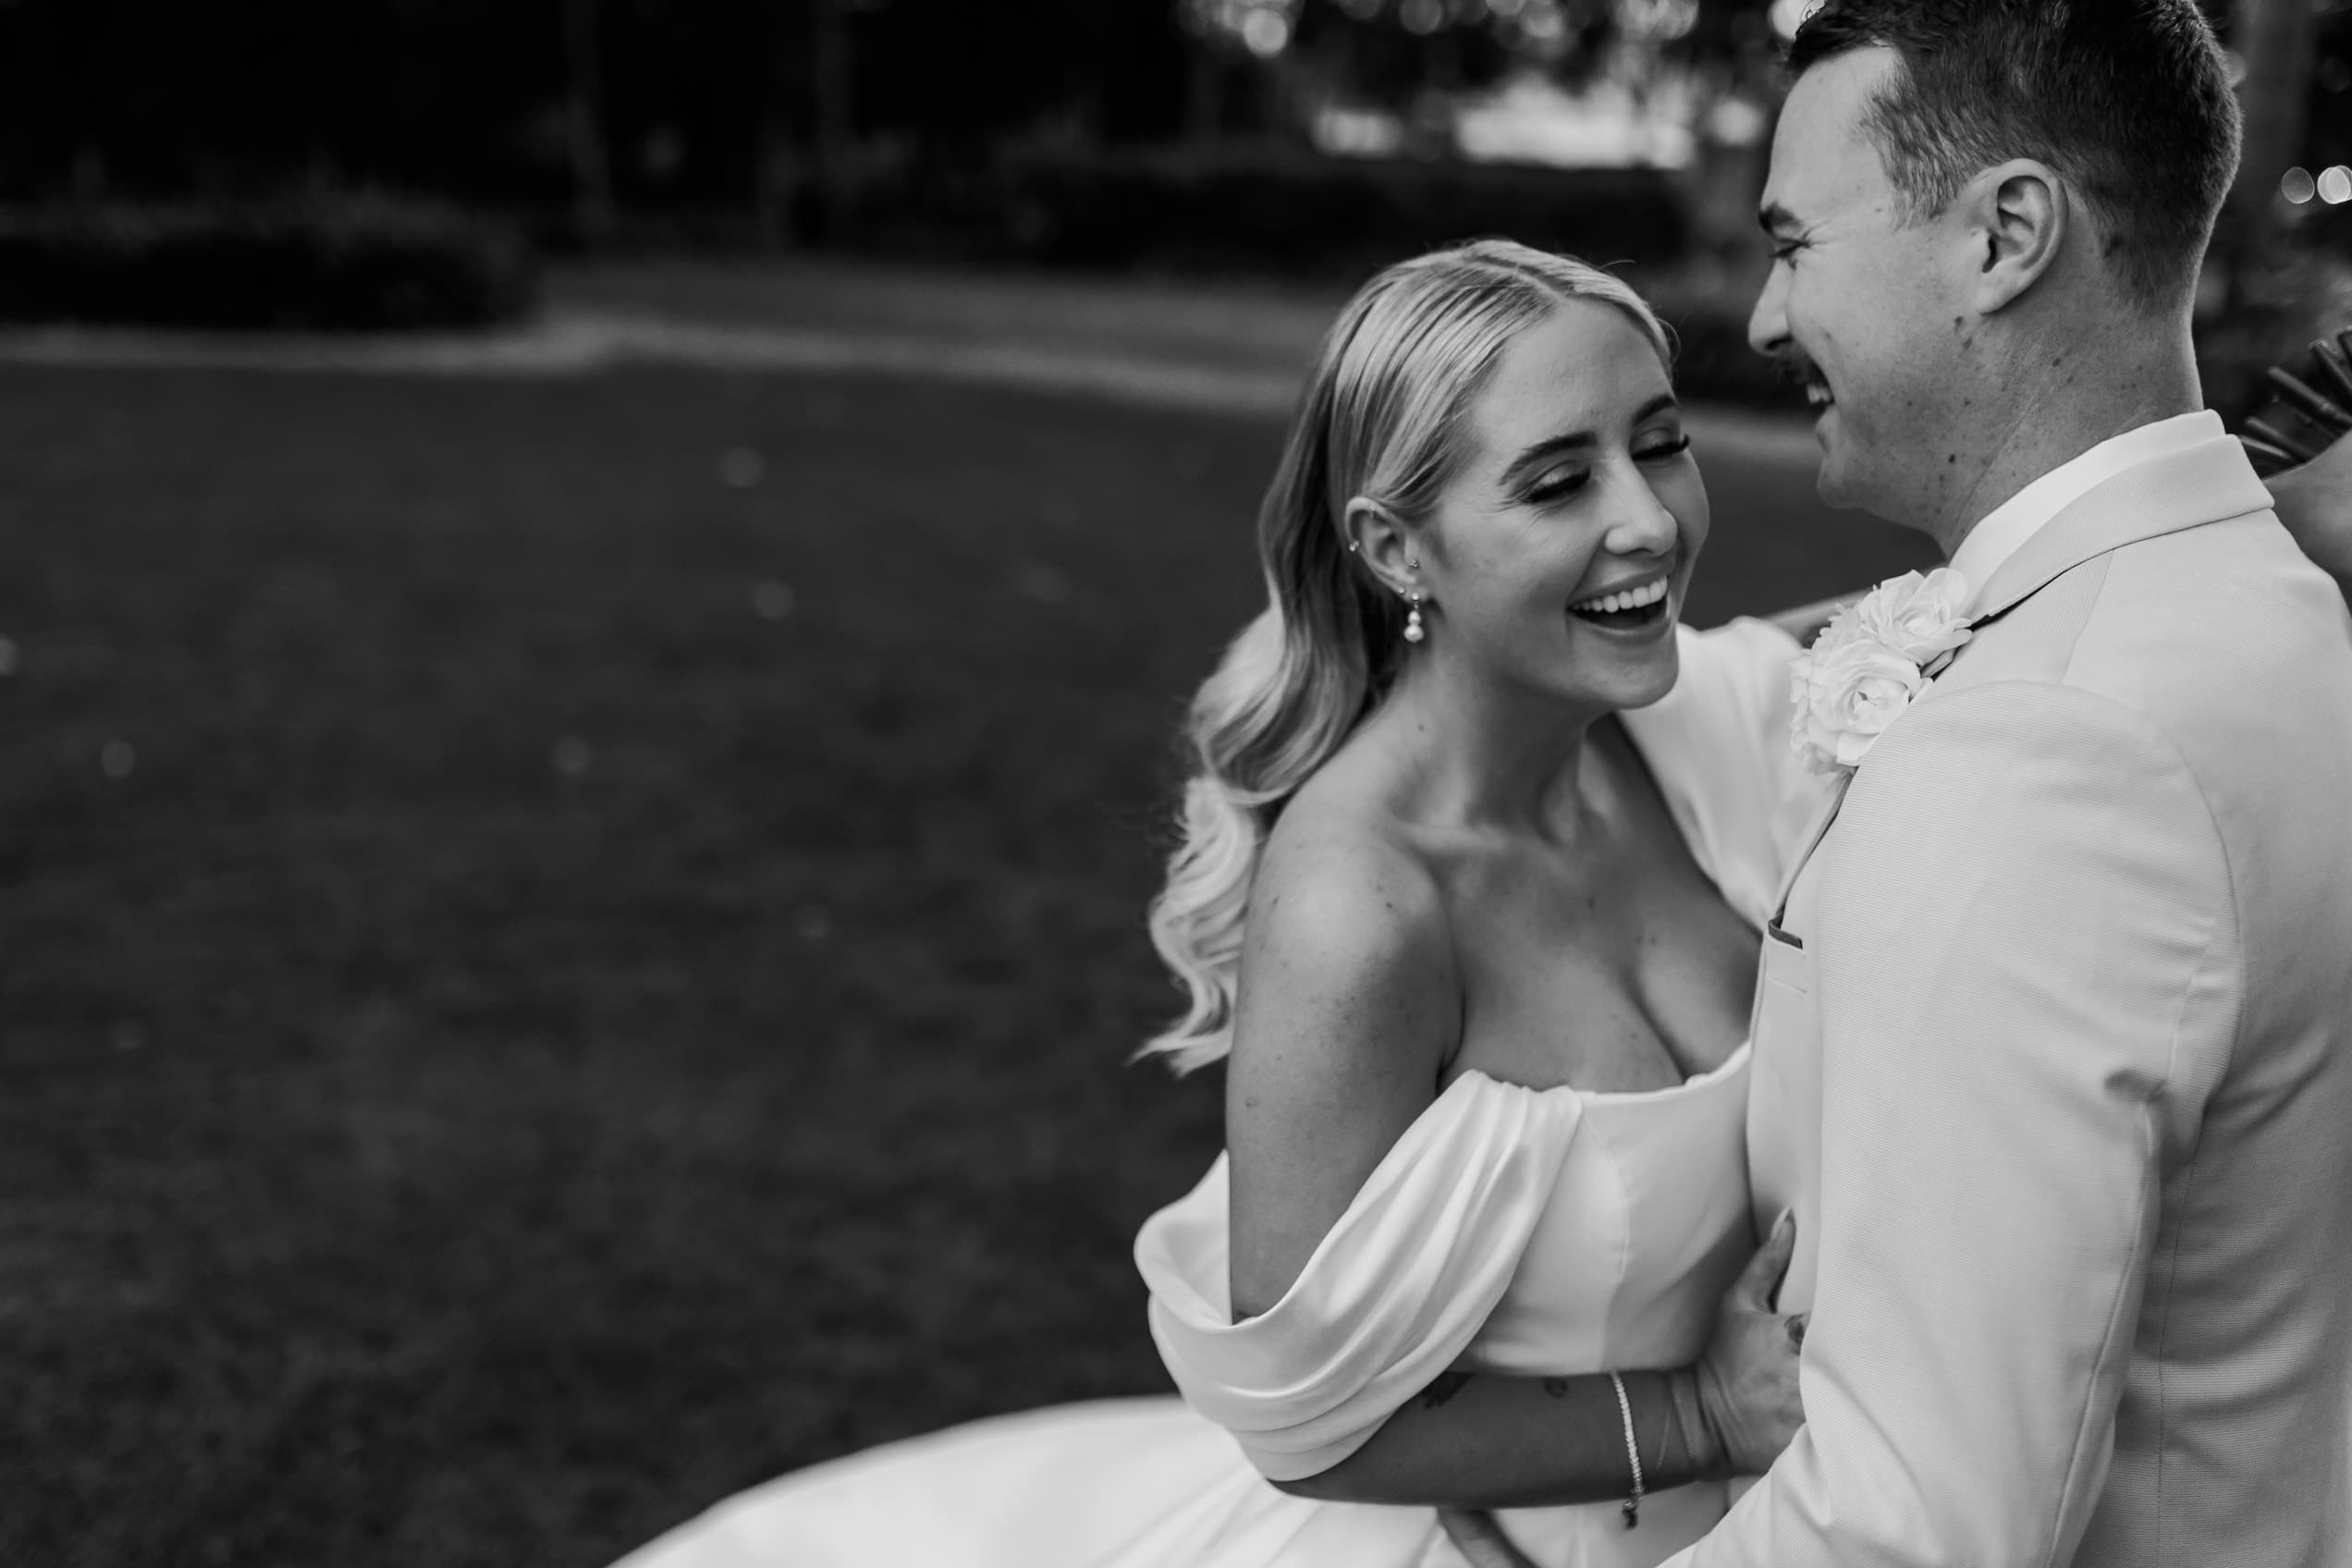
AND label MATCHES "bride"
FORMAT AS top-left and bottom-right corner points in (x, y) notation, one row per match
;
(617, 241), (1814, 1568)
(606, 244), (2346, 1568)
